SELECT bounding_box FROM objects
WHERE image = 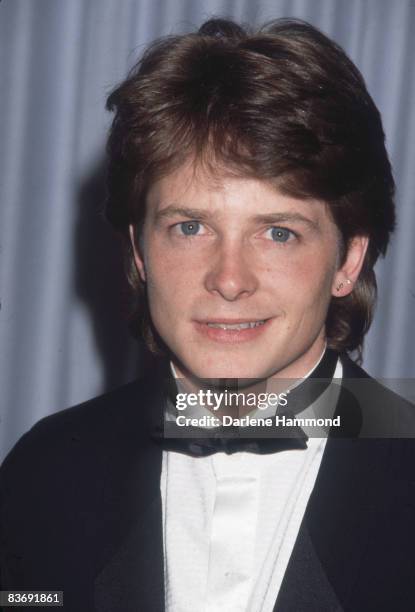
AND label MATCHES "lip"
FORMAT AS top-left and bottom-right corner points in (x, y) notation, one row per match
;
(194, 318), (272, 344)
